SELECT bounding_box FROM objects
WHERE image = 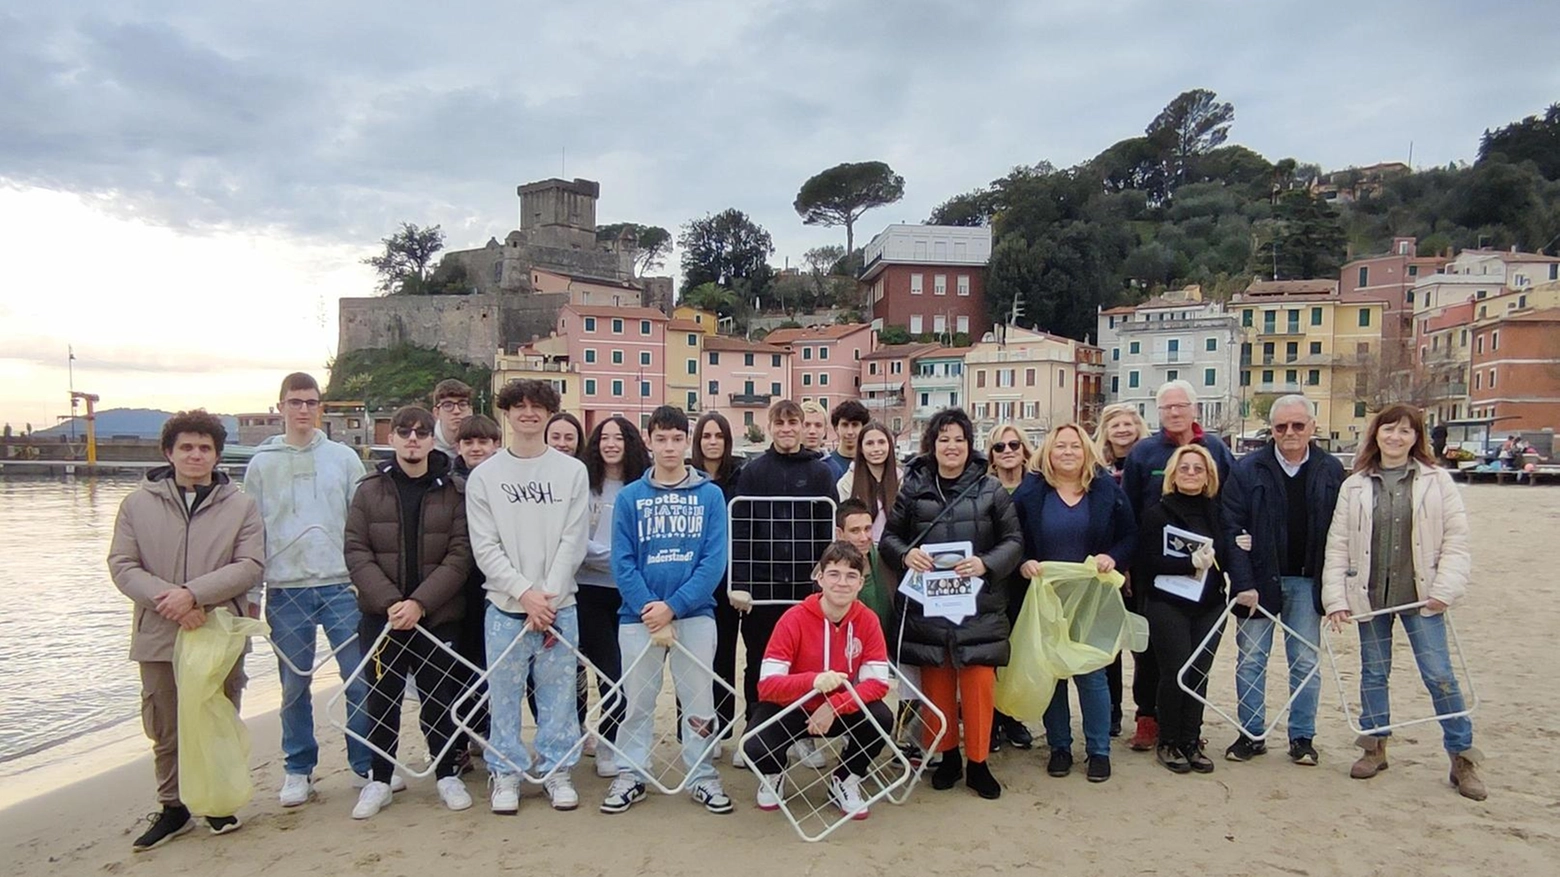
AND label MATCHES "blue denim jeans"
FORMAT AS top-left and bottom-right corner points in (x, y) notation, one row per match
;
(1043, 668), (1112, 758)
(484, 603), (581, 777)
(266, 583), (372, 776)
(1234, 576), (1323, 741)
(616, 616), (719, 785)
(1357, 610), (1474, 754)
